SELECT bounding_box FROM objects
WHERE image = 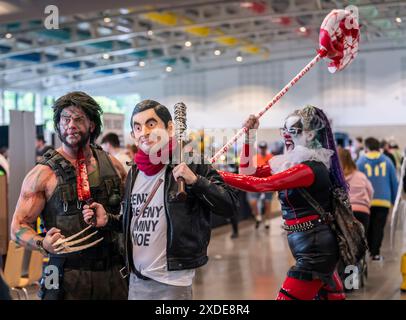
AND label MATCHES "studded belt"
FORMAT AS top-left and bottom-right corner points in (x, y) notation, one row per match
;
(283, 216), (327, 233)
